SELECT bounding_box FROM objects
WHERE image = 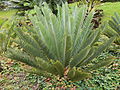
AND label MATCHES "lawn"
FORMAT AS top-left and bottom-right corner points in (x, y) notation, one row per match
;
(0, 10), (17, 25)
(0, 10), (16, 18)
(98, 2), (120, 22)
